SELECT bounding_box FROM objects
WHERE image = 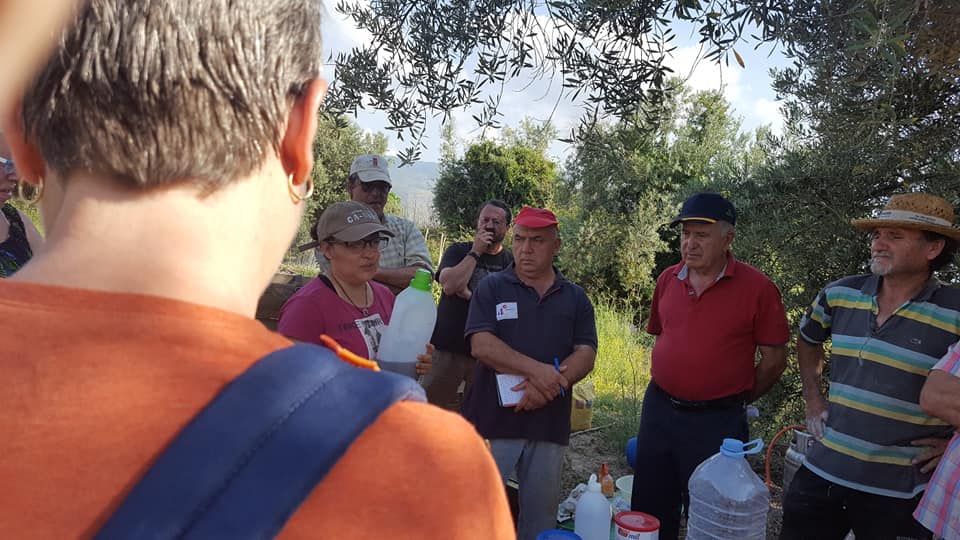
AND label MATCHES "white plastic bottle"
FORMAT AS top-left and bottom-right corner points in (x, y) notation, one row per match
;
(687, 438), (769, 540)
(377, 269), (437, 378)
(575, 474), (611, 540)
